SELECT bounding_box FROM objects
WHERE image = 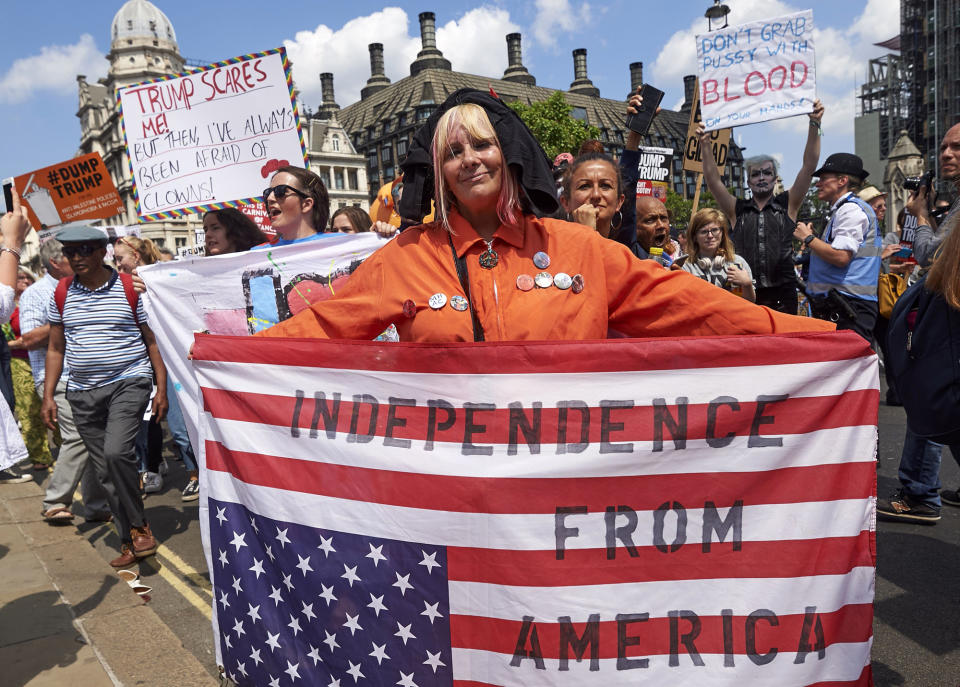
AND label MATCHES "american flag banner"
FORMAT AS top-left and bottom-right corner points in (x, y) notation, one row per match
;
(193, 330), (877, 687)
